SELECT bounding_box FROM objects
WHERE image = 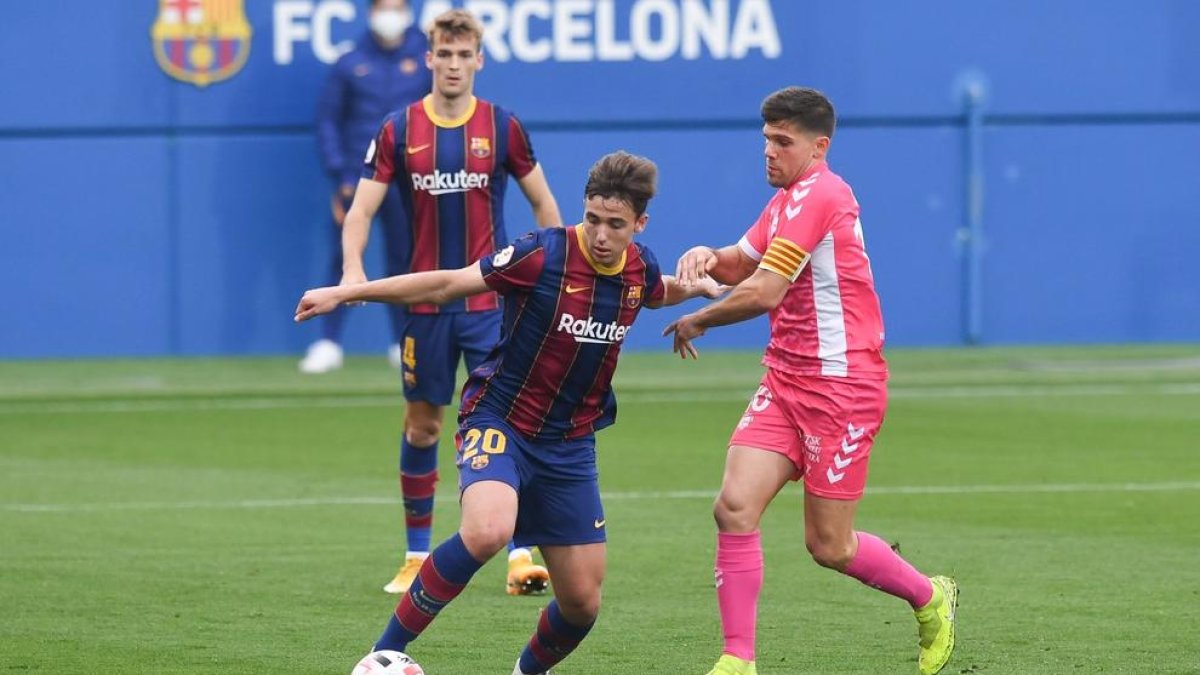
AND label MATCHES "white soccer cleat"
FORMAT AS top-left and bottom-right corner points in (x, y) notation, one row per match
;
(299, 339), (344, 374)
(387, 343), (404, 370)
